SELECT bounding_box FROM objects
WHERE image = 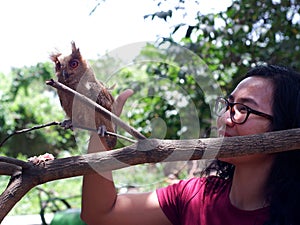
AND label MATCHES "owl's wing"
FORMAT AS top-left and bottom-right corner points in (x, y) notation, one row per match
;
(89, 81), (117, 149)
(88, 82), (114, 111)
